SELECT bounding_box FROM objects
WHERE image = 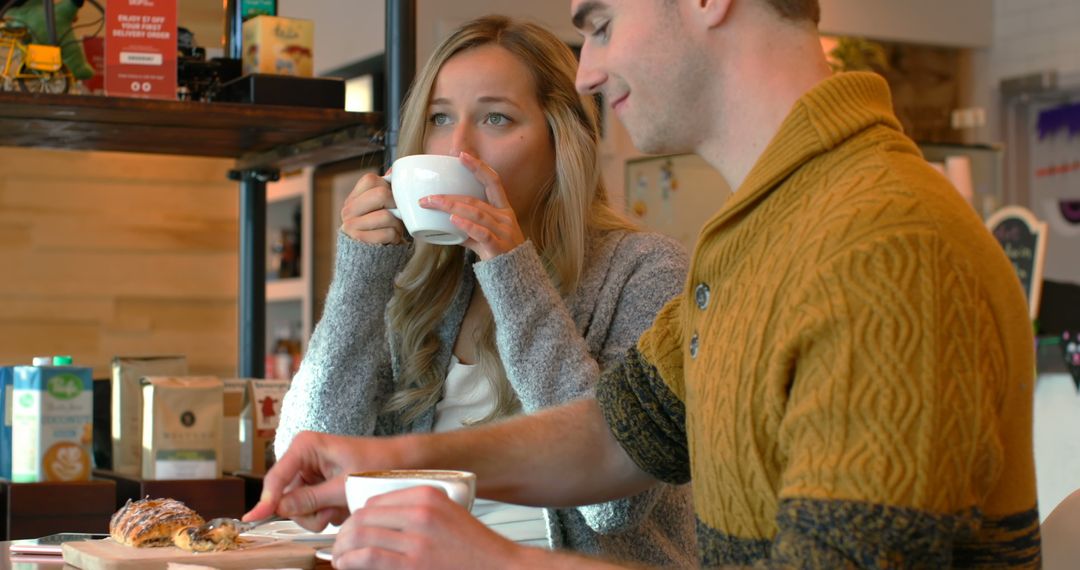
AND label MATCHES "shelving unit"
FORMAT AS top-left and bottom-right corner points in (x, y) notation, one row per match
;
(265, 167), (314, 373)
(0, 91), (383, 377)
(266, 278), (307, 302)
